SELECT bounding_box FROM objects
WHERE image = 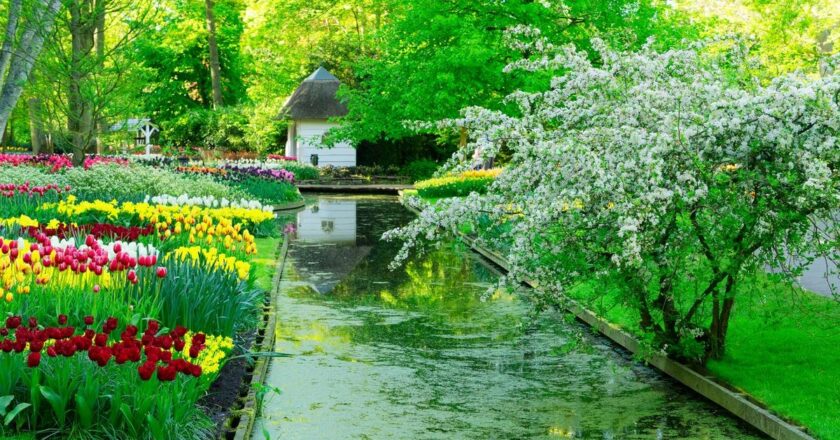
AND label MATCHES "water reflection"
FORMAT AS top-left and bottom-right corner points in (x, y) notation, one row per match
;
(254, 195), (764, 439)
